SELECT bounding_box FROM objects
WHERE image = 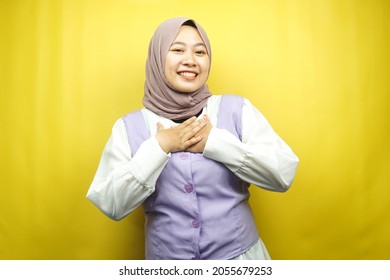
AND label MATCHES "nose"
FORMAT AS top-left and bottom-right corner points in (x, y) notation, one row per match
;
(182, 51), (196, 66)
